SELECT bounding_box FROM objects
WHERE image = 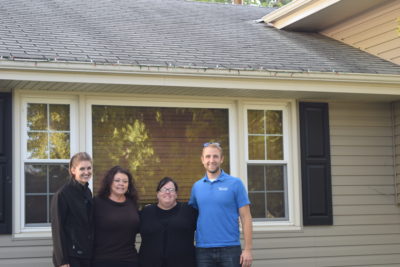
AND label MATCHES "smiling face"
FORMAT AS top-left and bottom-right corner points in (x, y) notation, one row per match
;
(157, 181), (177, 209)
(201, 146), (224, 176)
(111, 172), (129, 197)
(70, 160), (93, 185)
